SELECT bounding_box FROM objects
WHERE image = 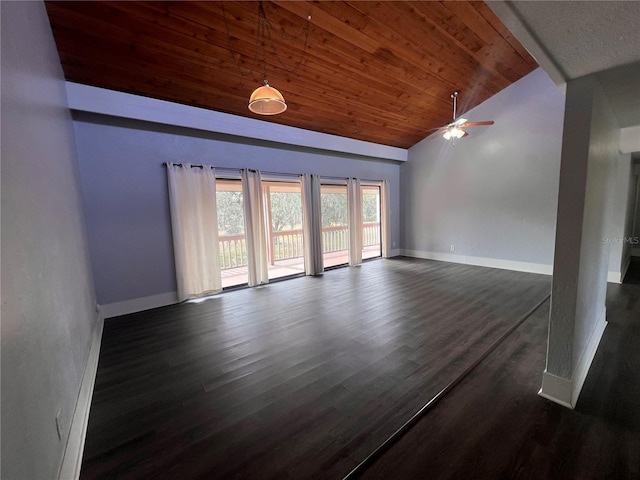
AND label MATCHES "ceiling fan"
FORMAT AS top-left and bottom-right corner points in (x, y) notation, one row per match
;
(435, 92), (494, 140)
